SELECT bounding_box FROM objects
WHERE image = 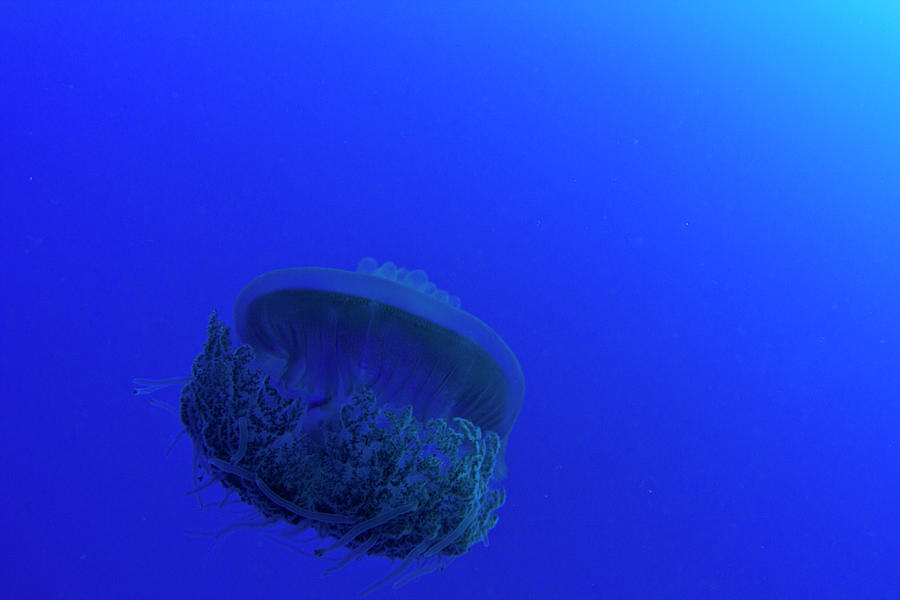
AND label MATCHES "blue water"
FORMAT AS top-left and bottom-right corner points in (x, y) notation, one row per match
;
(4, 3), (900, 599)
